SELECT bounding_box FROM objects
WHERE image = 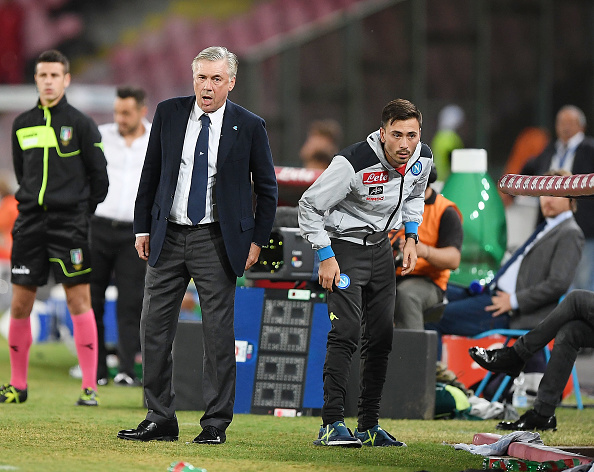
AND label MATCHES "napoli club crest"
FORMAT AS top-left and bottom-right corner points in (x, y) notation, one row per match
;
(337, 274), (350, 289)
(411, 161), (422, 176)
